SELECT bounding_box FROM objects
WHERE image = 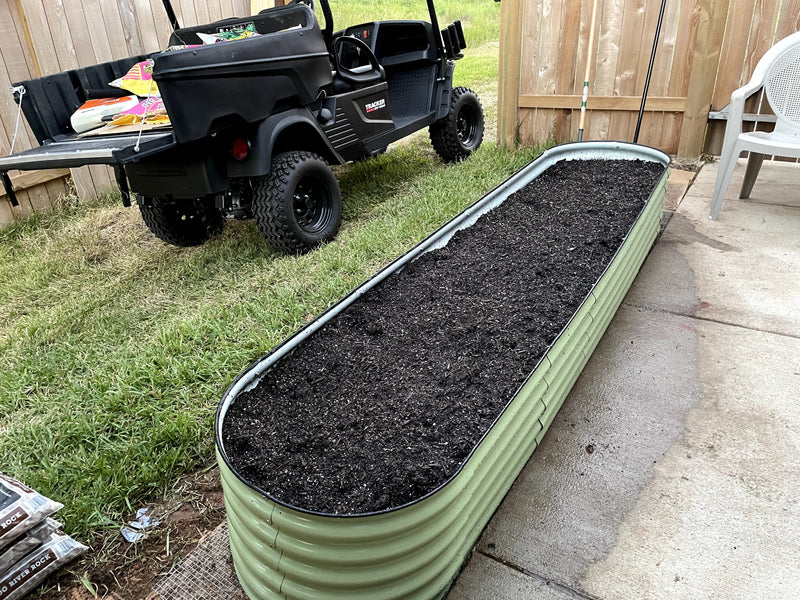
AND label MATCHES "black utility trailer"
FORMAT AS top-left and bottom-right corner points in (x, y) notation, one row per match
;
(0, 0), (484, 253)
